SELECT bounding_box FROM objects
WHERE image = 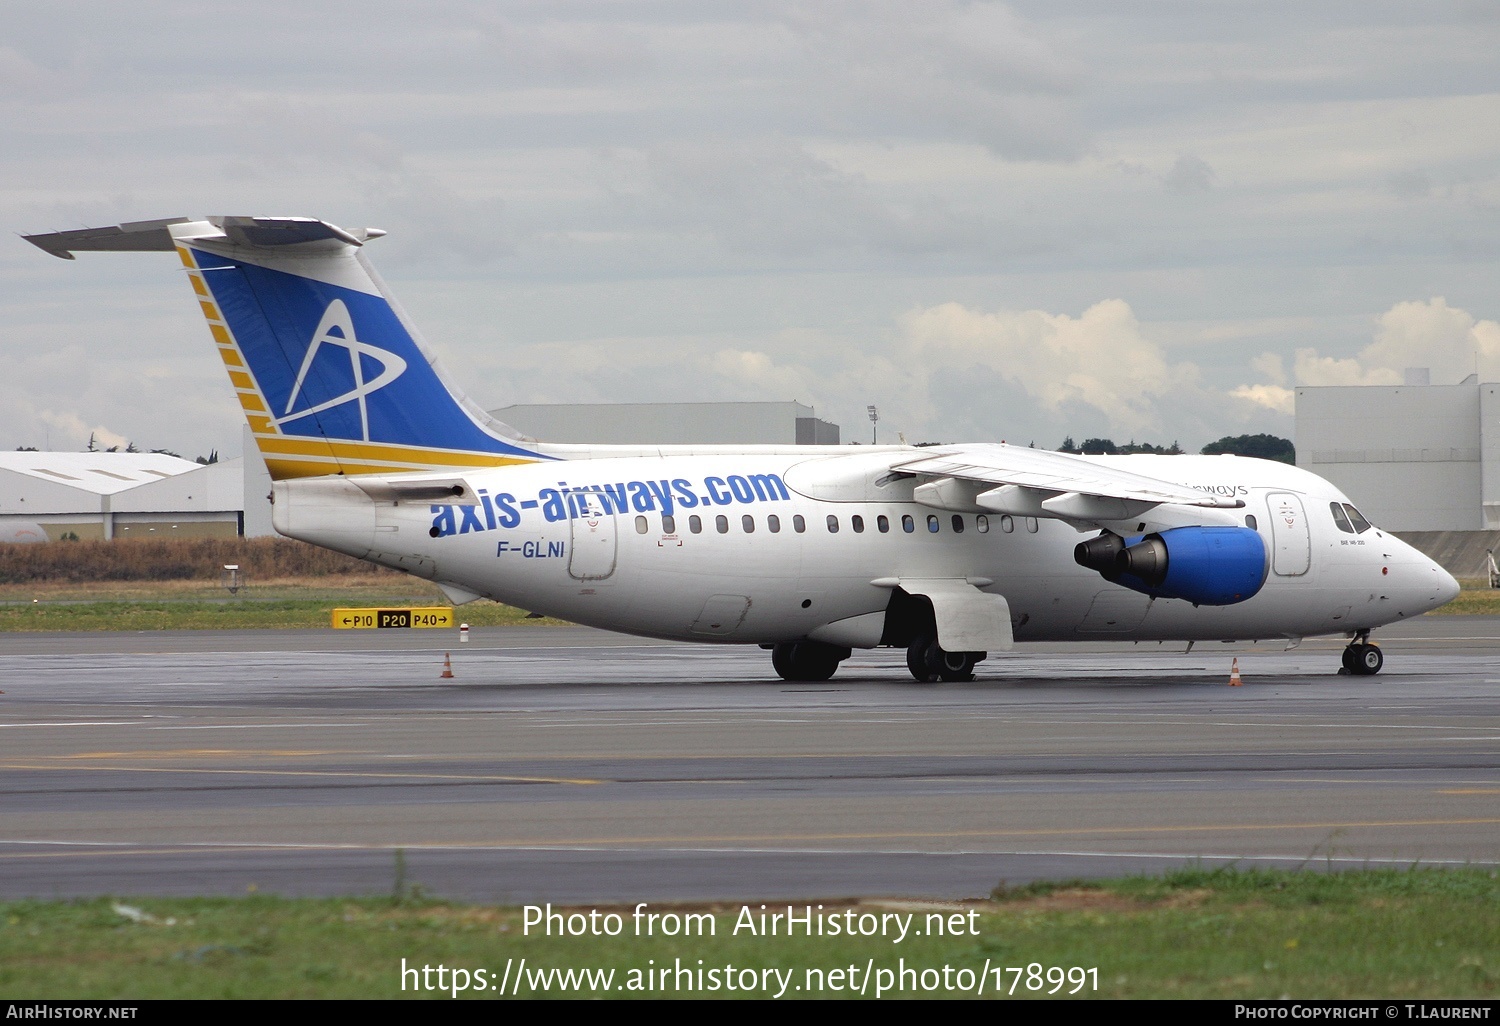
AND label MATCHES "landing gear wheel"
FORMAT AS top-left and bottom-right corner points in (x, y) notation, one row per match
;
(771, 641), (844, 682)
(1341, 641), (1382, 676)
(906, 636), (937, 683)
(906, 637), (979, 683)
(934, 647), (978, 683)
(1349, 642), (1383, 676)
